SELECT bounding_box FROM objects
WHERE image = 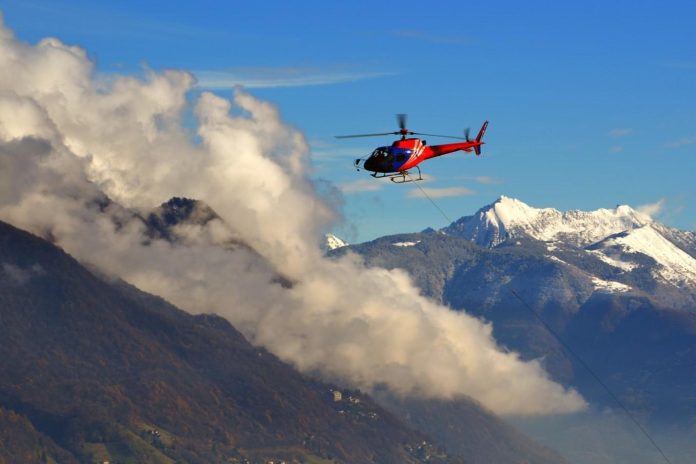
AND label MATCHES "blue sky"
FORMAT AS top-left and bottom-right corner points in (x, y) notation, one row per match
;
(2, 0), (695, 242)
